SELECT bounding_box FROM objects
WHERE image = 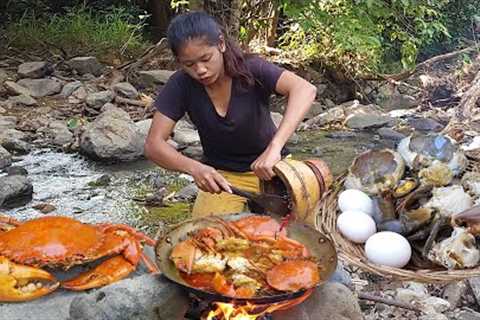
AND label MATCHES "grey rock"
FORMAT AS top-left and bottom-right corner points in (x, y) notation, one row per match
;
(18, 115), (51, 132)
(79, 106), (144, 162)
(0, 106), (5, 114)
(0, 68), (8, 83)
(0, 129), (31, 154)
(301, 106), (345, 130)
(305, 101), (326, 119)
(328, 261), (352, 287)
(17, 61), (53, 79)
(442, 281), (467, 308)
(69, 86), (88, 103)
(182, 145), (204, 160)
(68, 56), (105, 76)
(0, 291), (79, 320)
(325, 131), (357, 139)
(386, 93), (418, 111)
(316, 83), (328, 96)
(408, 118), (444, 132)
(468, 277), (480, 305)
(173, 119), (200, 145)
(175, 183), (198, 201)
(346, 114), (393, 129)
(0, 115), (17, 130)
(273, 283), (363, 320)
(4, 80), (31, 96)
(69, 275), (188, 320)
(0, 145), (12, 169)
(6, 166), (28, 176)
(457, 310), (480, 320)
(86, 90), (115, 108)
(0, 171), (33, 208)
(377, 127), (406, 141)
(138, 70), (174, 88)
(113, 82), (138, 99)
(41, 120), (74, 146)
(136, 119), (152, 140)
(60, 81), (82, 97)
(344, 102), (382, 117)
(16, 78), (62, 97)
(418, 313), (448, 320)
(7, 94), (37, 106)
